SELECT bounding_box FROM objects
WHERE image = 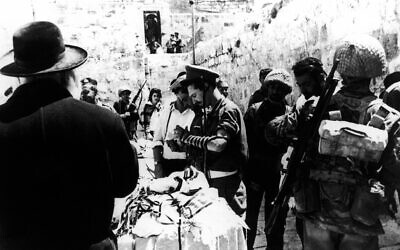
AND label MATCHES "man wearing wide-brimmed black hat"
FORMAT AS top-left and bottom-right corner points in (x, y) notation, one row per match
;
(172, 65), (248, 216)
(0, 21), (138, 250)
